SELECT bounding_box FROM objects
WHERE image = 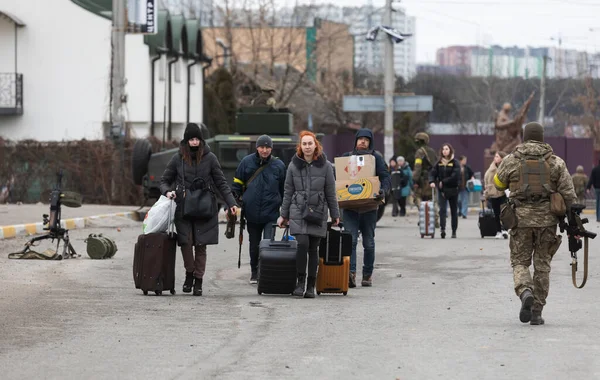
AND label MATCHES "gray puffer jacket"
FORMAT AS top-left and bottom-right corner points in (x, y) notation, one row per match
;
(280, 154), (340, 238)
